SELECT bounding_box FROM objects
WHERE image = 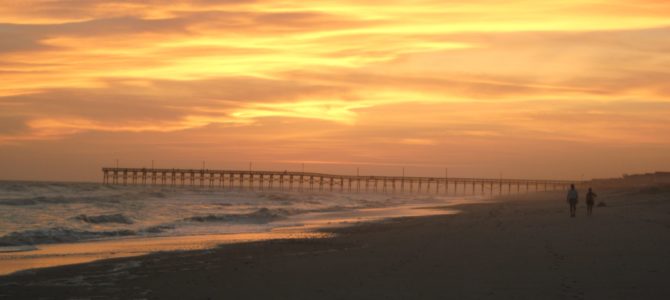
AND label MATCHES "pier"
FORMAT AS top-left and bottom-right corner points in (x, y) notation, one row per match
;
(102, 167), (576, 196)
